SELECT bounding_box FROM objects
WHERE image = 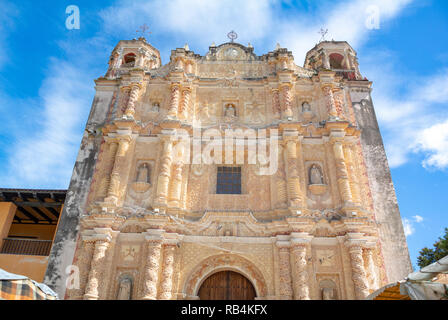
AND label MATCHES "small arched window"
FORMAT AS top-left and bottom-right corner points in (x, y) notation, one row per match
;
(329, 53), (344, 69)
(122, 53), (136, 67)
